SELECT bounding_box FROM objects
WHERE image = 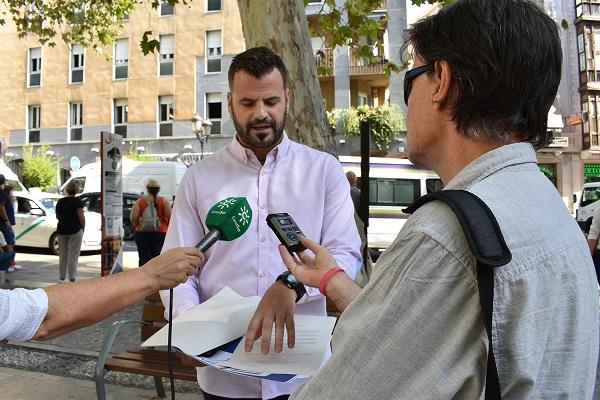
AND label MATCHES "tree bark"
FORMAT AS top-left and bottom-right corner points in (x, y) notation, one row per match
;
(236, 0), (336, 153)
